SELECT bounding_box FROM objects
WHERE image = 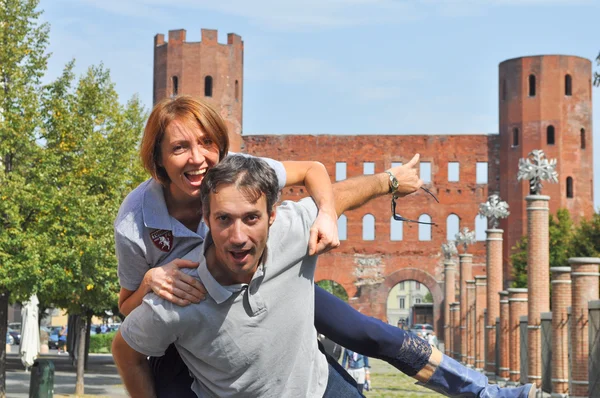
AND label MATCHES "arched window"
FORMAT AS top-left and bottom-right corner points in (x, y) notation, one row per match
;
(446, 214), (459, 241)
(565, 74), (572, 96)
(475, 215), (488, 241)
(390, 217), (403, 241)
(171, 76), (179, 96)
(547, 125), (555, 145)
(362, 214), (375, 241)
(204, 76), (213, 97)
(512, 127), (519, 147)
(418, 214), (432, 241)
(338, 215), (347, 241)
(528, 74), (536, 97)
(581, 128), (586, 149)
(566, 177), (573, 198)
(501, 79), (507, 101)
(235, 80), (239, 102)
